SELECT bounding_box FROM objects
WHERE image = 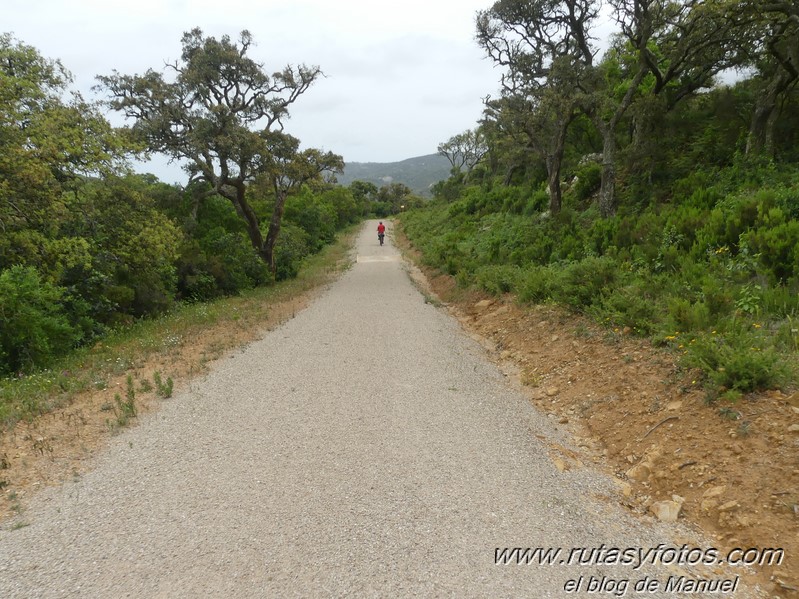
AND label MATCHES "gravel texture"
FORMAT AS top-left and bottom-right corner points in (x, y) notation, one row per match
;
(0, 222), (760, 597)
